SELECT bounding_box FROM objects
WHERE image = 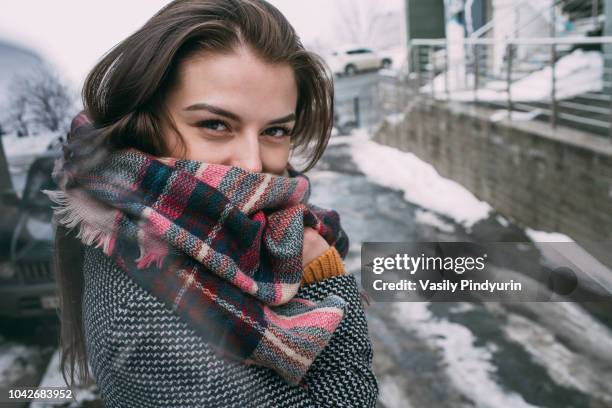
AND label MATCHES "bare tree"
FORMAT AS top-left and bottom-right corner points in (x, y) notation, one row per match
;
(0, 122), (14, 201)
(6, 63), (76, 134)
(4, 94), (30, 137)
(0, 134), (13, 196)
(333, 0), (380, 46)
